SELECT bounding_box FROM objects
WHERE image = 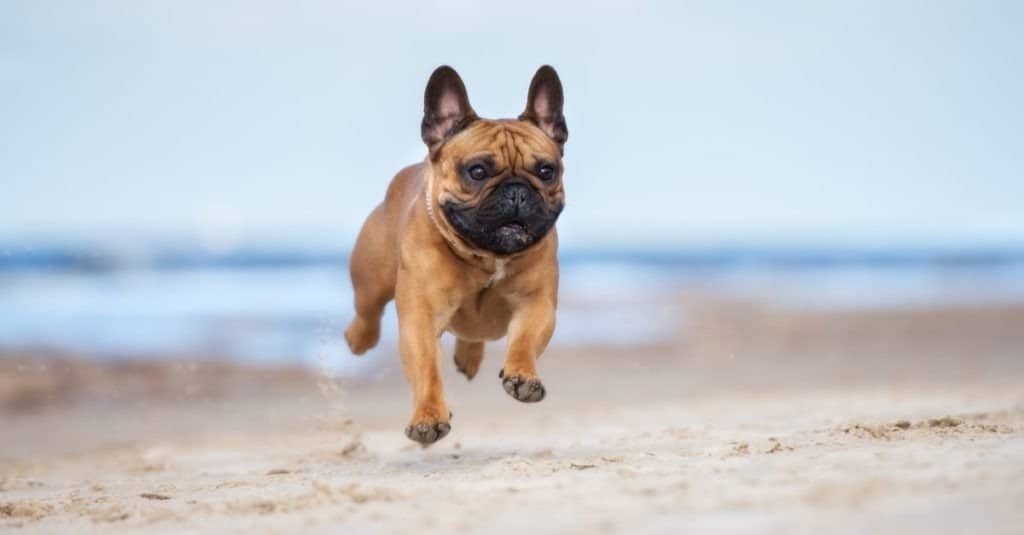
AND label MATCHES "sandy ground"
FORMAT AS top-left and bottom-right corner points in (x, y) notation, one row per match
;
(2, 301), (1024, 534)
